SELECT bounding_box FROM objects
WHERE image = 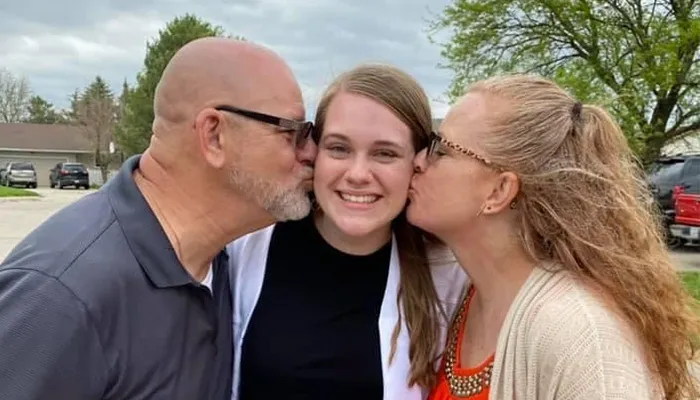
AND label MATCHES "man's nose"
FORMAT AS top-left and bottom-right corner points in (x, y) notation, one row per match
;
(296, 136), (318, 164)
(413, 148), (427, 173)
